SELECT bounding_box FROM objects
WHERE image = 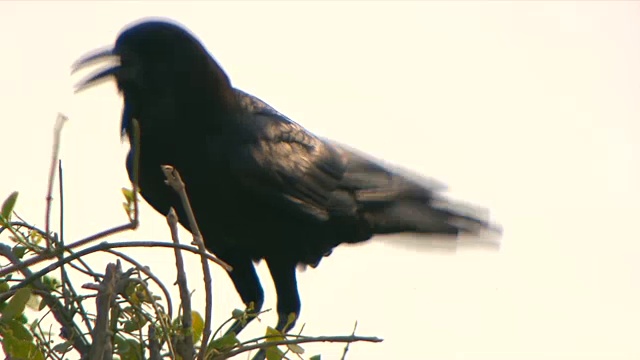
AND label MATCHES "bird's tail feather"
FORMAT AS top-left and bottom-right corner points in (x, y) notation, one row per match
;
(363, 195), (497, 236)
(336, 145), (500, 243)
